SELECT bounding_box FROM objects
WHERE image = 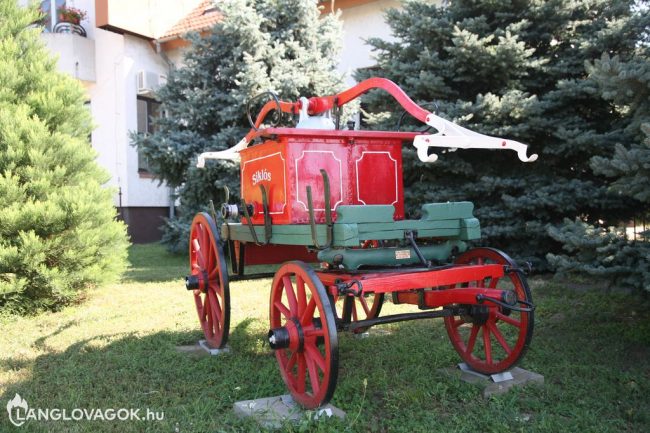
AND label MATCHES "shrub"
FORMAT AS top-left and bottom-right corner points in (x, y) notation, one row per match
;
(0, 0), (129, 313)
